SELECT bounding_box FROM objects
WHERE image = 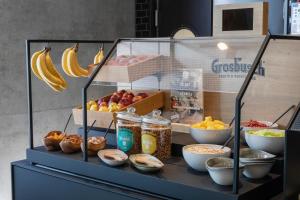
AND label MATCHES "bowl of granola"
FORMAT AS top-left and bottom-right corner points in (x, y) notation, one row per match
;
(182, 144), (231, 172)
